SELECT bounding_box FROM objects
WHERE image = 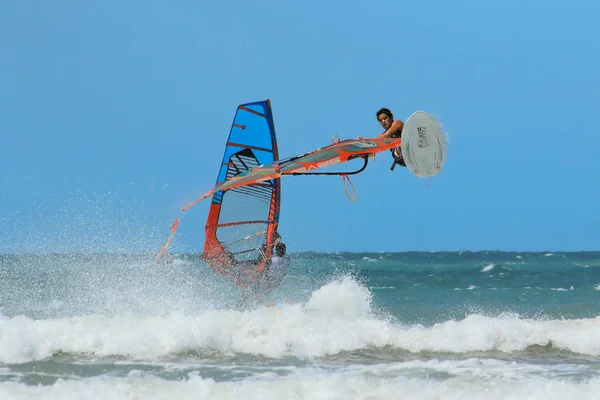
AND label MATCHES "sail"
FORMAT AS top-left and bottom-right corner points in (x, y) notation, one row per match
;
(187, 137), (401, 203)
(203, 99), (281, 288)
